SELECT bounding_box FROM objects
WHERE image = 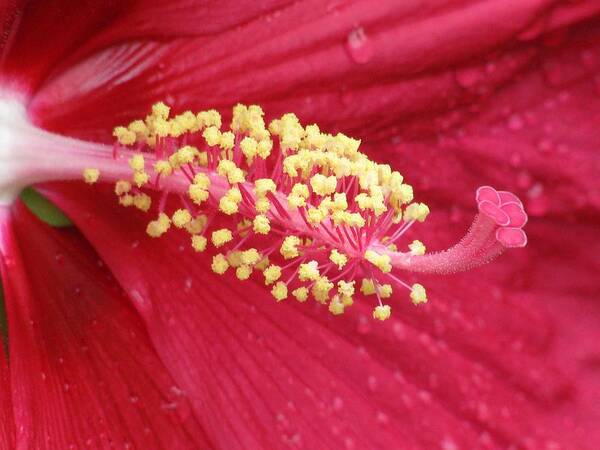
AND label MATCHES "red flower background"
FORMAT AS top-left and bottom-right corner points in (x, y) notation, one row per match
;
(1, 0), (600, 448)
